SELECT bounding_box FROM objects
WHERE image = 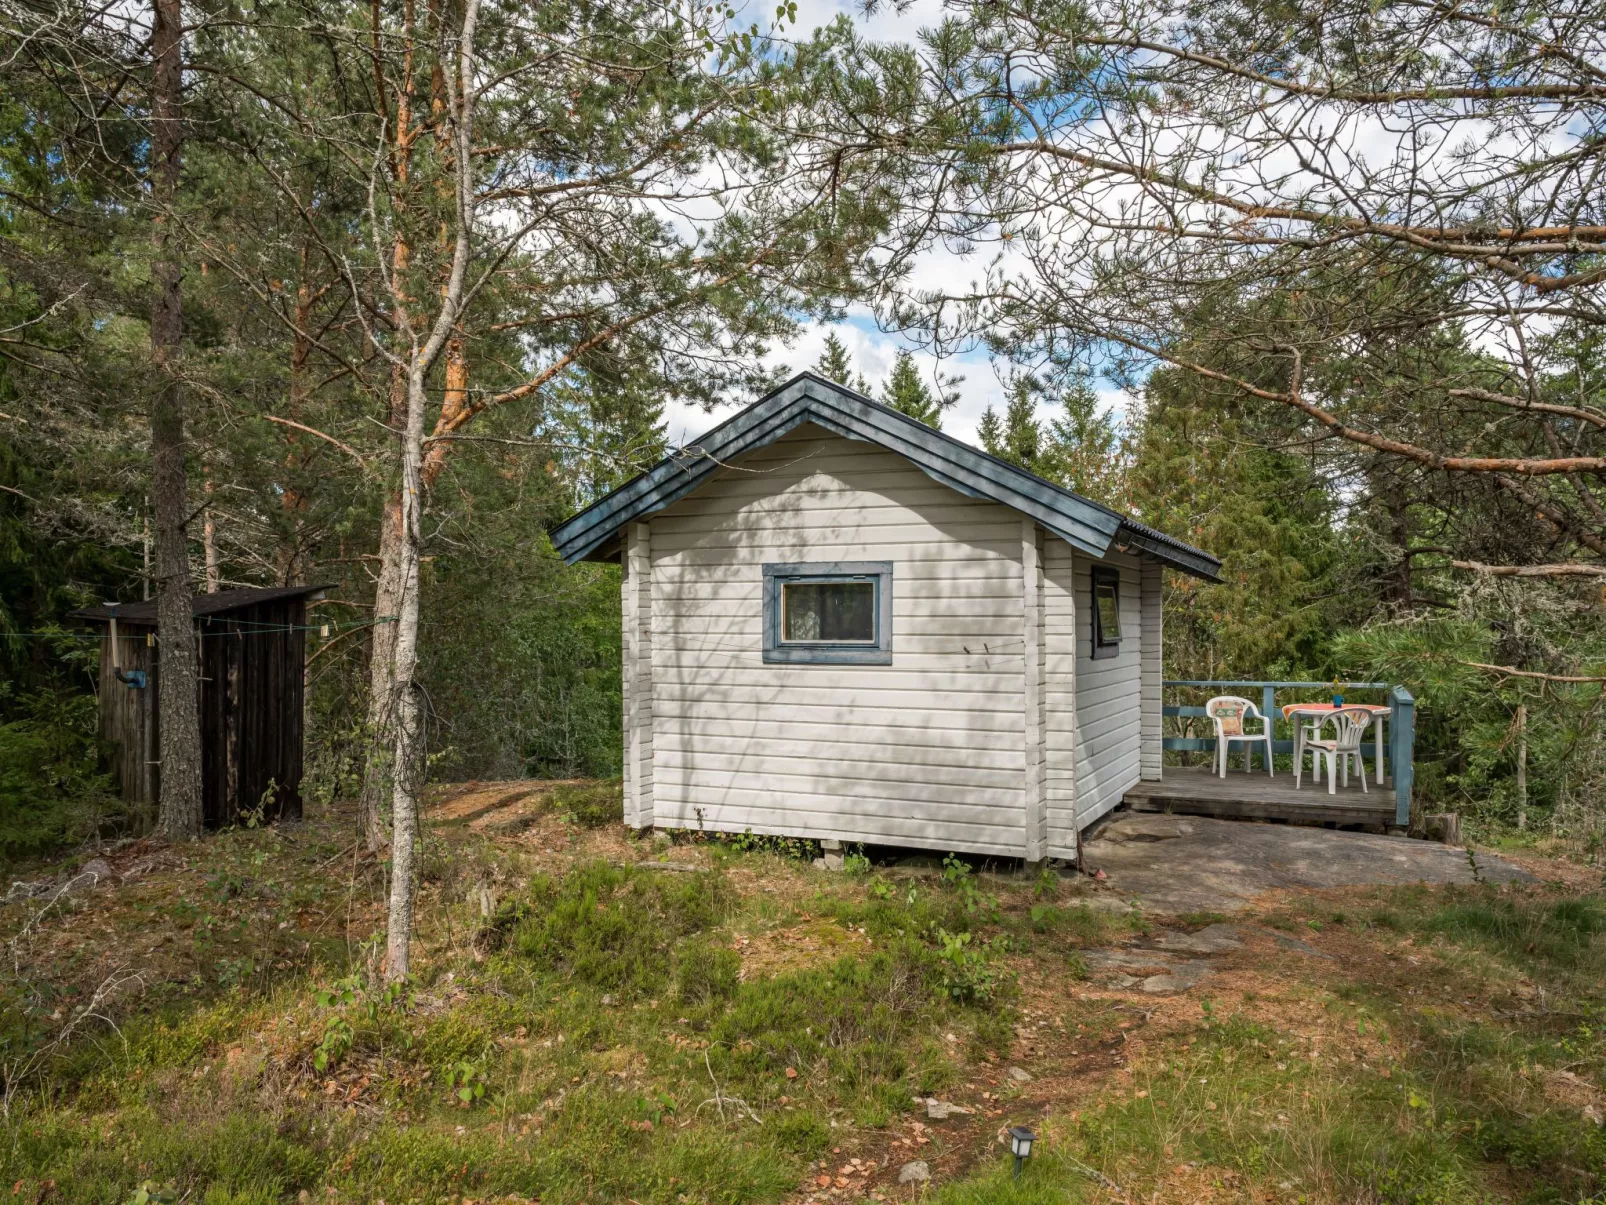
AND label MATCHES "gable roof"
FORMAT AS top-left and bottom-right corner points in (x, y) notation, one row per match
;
(551, 373), (1221, 580)
(70, 584), (335, 626)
